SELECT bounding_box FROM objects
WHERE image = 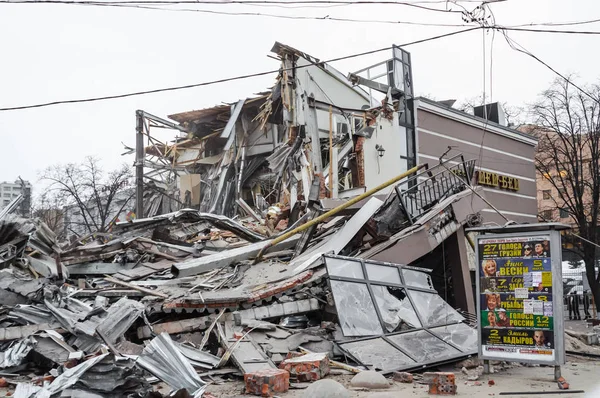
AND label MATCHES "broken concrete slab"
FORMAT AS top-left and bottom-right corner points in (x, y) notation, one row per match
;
(137, 298), (321, 340)
(172, 235), (301, 278)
